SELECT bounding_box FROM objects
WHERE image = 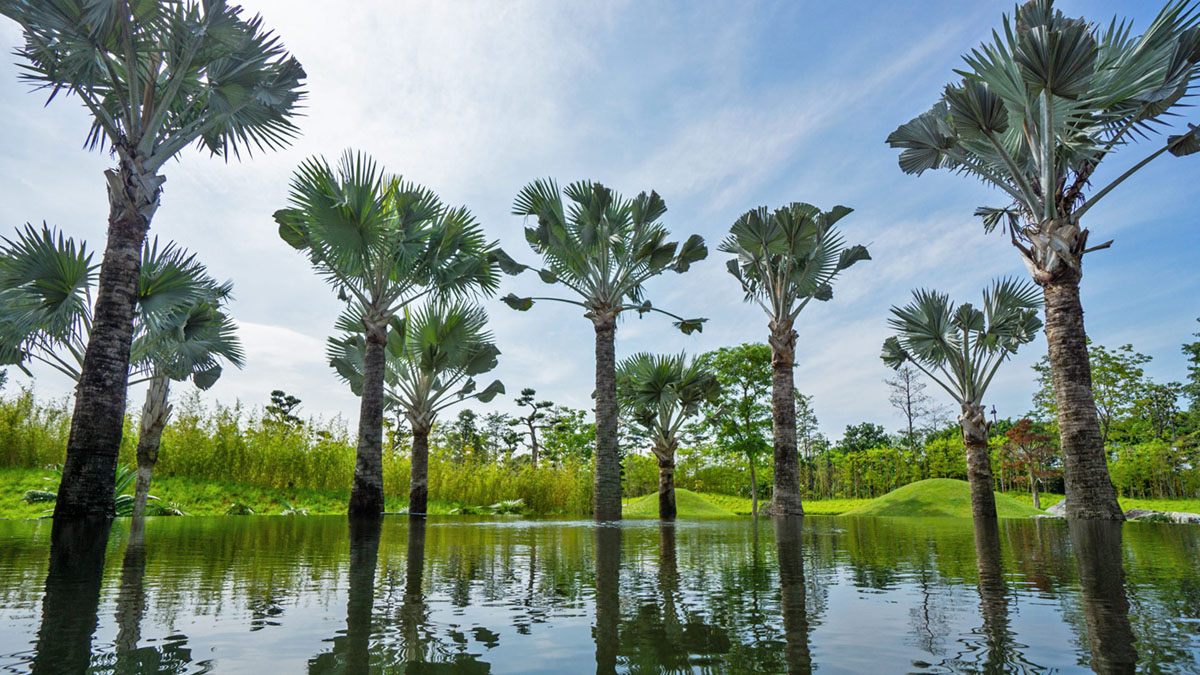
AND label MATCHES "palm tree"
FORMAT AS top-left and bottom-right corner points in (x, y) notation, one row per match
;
(616, 352), (718, 519)
(275, 151), (500, 516)
(328, 301), (504, 515)
(885, 0), (1200, 519)
(1, 0), (305, 518)
(881, 278), (1043, 519)
(721, 203), (869, 516)
(501, 179), (707, 520)
(0, 225), (244, 518)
